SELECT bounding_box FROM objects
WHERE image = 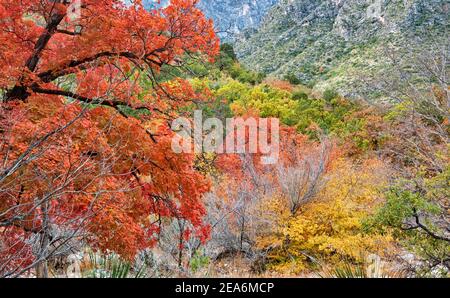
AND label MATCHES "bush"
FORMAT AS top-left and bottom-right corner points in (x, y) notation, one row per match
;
(283, 72), (302, 85)
(292, 91), (308, 101)
(323, 88), (339, 102)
